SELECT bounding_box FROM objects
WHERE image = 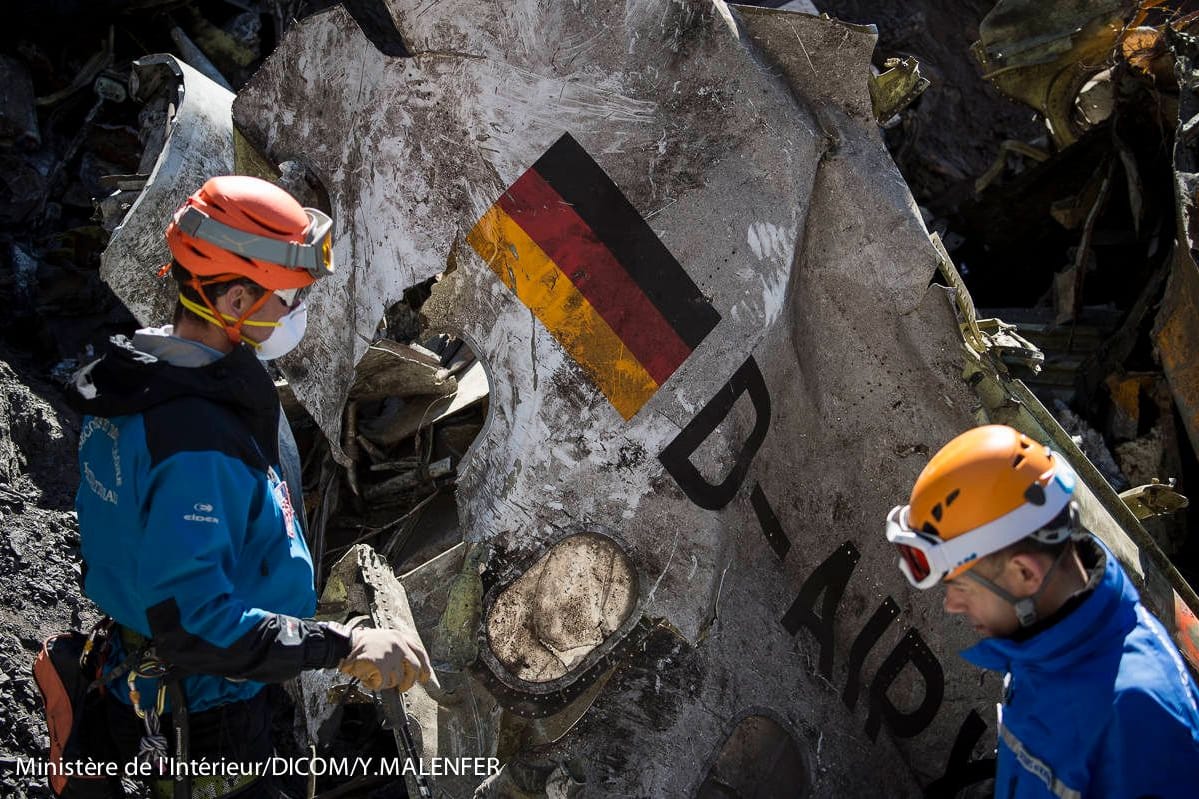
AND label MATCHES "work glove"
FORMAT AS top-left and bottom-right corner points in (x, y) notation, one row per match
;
(338, 627), (440, 692)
